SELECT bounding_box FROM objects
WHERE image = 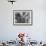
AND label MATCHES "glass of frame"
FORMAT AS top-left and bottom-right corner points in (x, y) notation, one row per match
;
(13, 10), (33, 26)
